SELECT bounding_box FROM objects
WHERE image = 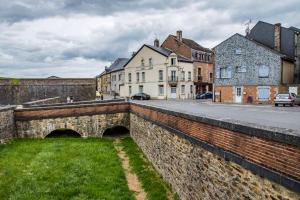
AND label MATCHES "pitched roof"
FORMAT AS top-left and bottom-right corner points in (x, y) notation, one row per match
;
(145, 44), (192, 62)
(169, 35), (212, 52)
(123, 44), (192, 68)
(214, 33), (294, 61)
(108, 58), (129, 72)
